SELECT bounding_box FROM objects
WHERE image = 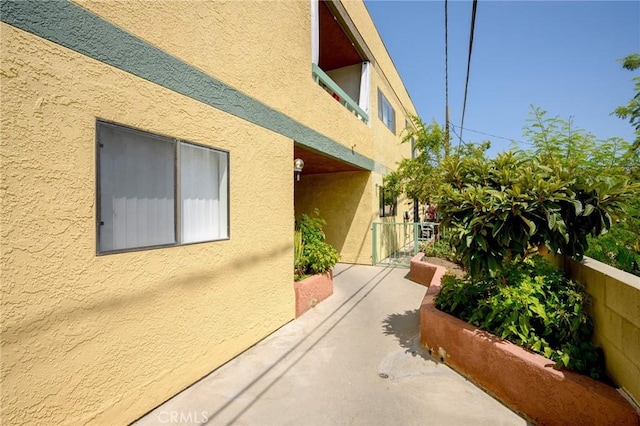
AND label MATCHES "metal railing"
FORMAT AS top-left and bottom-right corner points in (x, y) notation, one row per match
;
(372, 222), (442, 266)
(312, 63), (368, 123)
